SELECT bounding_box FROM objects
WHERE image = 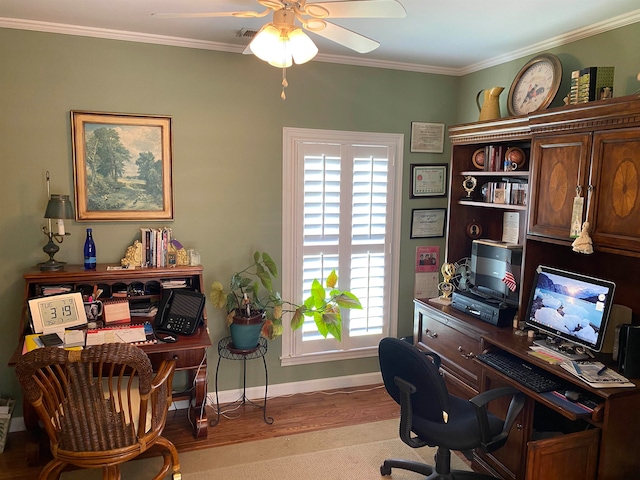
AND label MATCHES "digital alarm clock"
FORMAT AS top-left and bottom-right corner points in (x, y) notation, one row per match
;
(28, 291), (88, 334)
